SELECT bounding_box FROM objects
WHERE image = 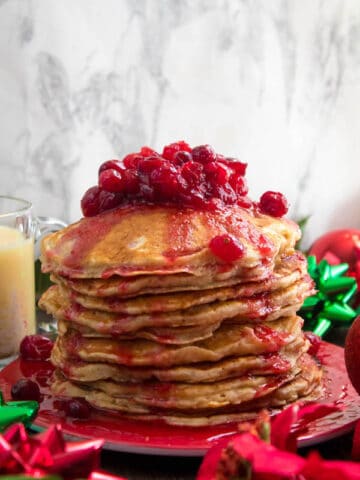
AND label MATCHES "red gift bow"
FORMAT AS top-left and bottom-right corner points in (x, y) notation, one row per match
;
(0, 423), (126, 479)
(196, 402), (360, 480)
